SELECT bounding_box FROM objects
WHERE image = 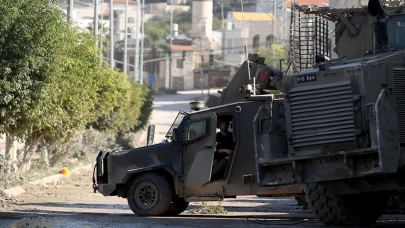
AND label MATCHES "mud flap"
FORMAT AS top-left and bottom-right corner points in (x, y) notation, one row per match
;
(376, 88), (400, 173)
